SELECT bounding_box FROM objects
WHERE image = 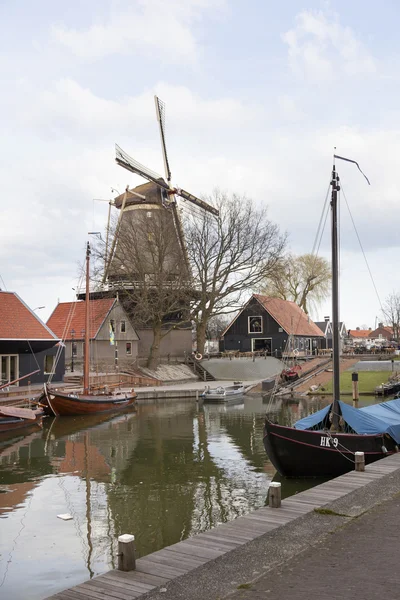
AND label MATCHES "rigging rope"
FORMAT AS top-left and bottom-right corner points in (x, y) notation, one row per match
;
(340, 183), (384, 312)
